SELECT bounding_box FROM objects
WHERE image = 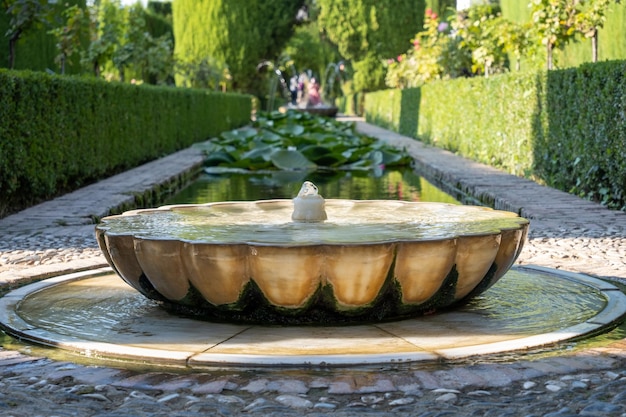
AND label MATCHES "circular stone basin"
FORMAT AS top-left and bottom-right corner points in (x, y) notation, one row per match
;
(95, 200), (529, 324)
